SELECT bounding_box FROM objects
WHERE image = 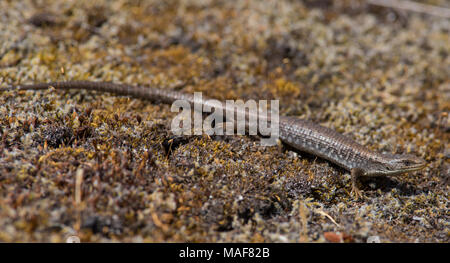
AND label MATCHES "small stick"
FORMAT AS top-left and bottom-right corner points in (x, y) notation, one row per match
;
(368, 0), (450, 18)
(74, 168), (84, 233)
(316, 209), (342, 228)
